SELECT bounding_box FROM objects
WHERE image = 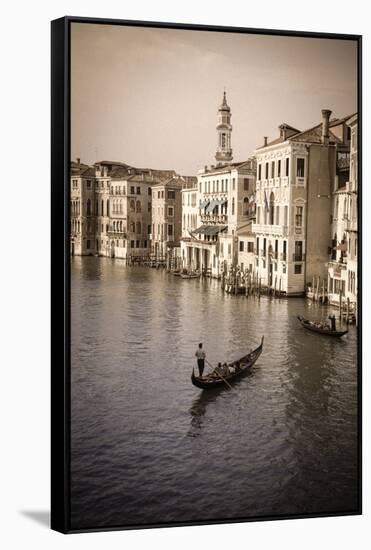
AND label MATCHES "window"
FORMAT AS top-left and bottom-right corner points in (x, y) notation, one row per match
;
(294, 241), (303, 261)
(148, 187), (152, 195)
(258, 165), (262, 180)
(86, 240), (91, 249)
(232, 178), (236, 190)
(248, 242), (254, 253)
(232, 198), (235, 215)
(239, 241), (244, 252)
(136, 186), (141, 195)
(86, 199), (91, 216)
(296, 158), (305, 177)
(225, 180), (228, 192)
(130, 186), (135, 194)
(277, 160), (281, 177)
(271, 162), (275, 179)
(283, 240), (287, 261)
(168, 190), (175, 199)
(136, 222), (141, 234)
(228, 244), (232, 257)
(294, 264), (302, 274)
(168, 206), (174, 217)
(130, 199), (135, 212)
(221, 133), (226, 148)
(136, 201), (141, 213)
(284, 205), (288, 226)
(285, 158), (290, 177)
(265, 163), (269, 179)
(256, 237), (259, 255)
(136, 240), (140, 248)
(244, 179), (249, 191)
(295, 206), (303, 227)
(168, 224), (174, 236)
(86, 180), (91, 189)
